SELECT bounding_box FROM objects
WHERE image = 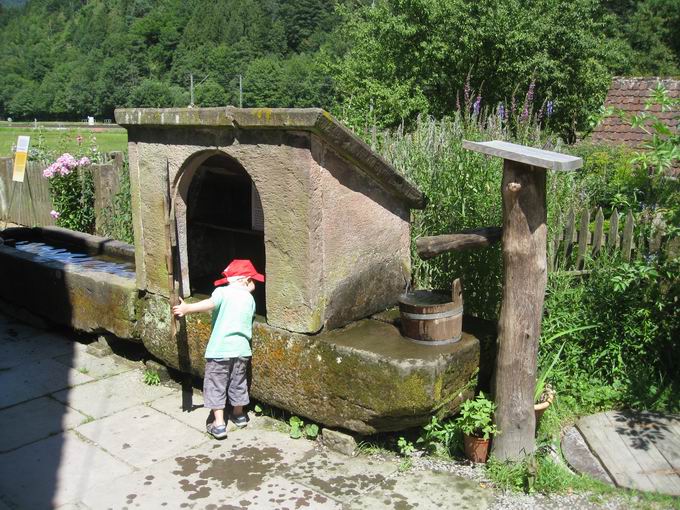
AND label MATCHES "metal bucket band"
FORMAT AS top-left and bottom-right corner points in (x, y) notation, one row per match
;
(401, 306), (463, 321)
(403, 334), (462, 346)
